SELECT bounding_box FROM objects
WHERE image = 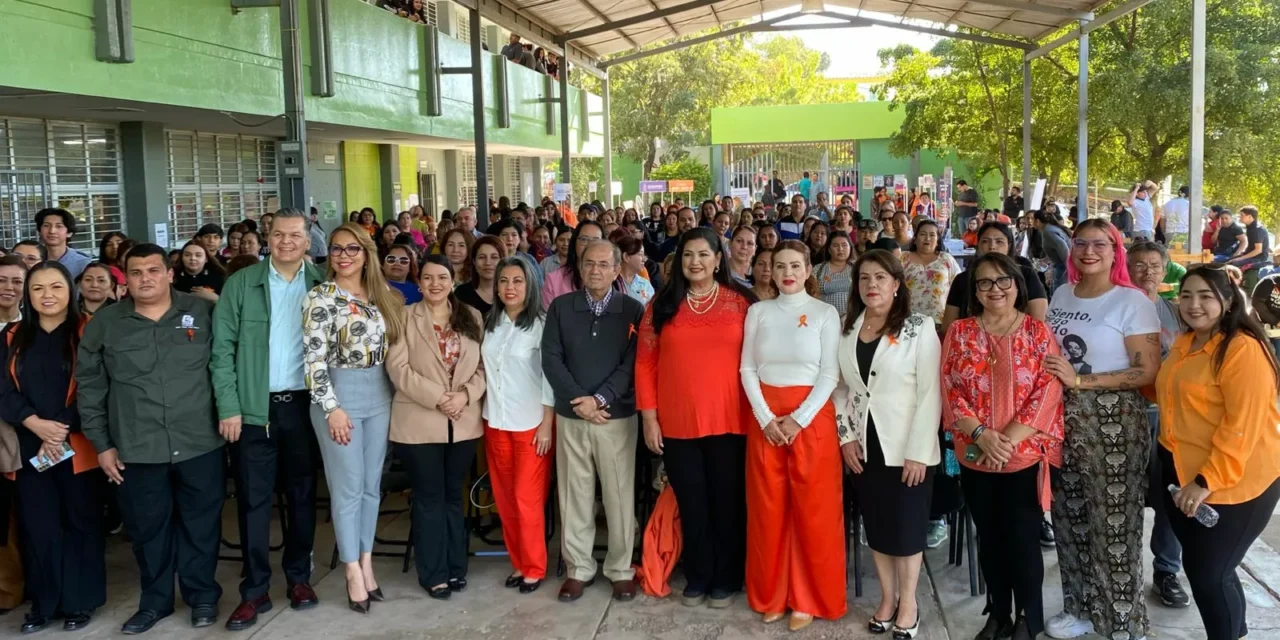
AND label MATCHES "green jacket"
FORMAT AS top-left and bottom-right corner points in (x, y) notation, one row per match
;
(77, 291), (222, 464)
(210, 259), (325, 425)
